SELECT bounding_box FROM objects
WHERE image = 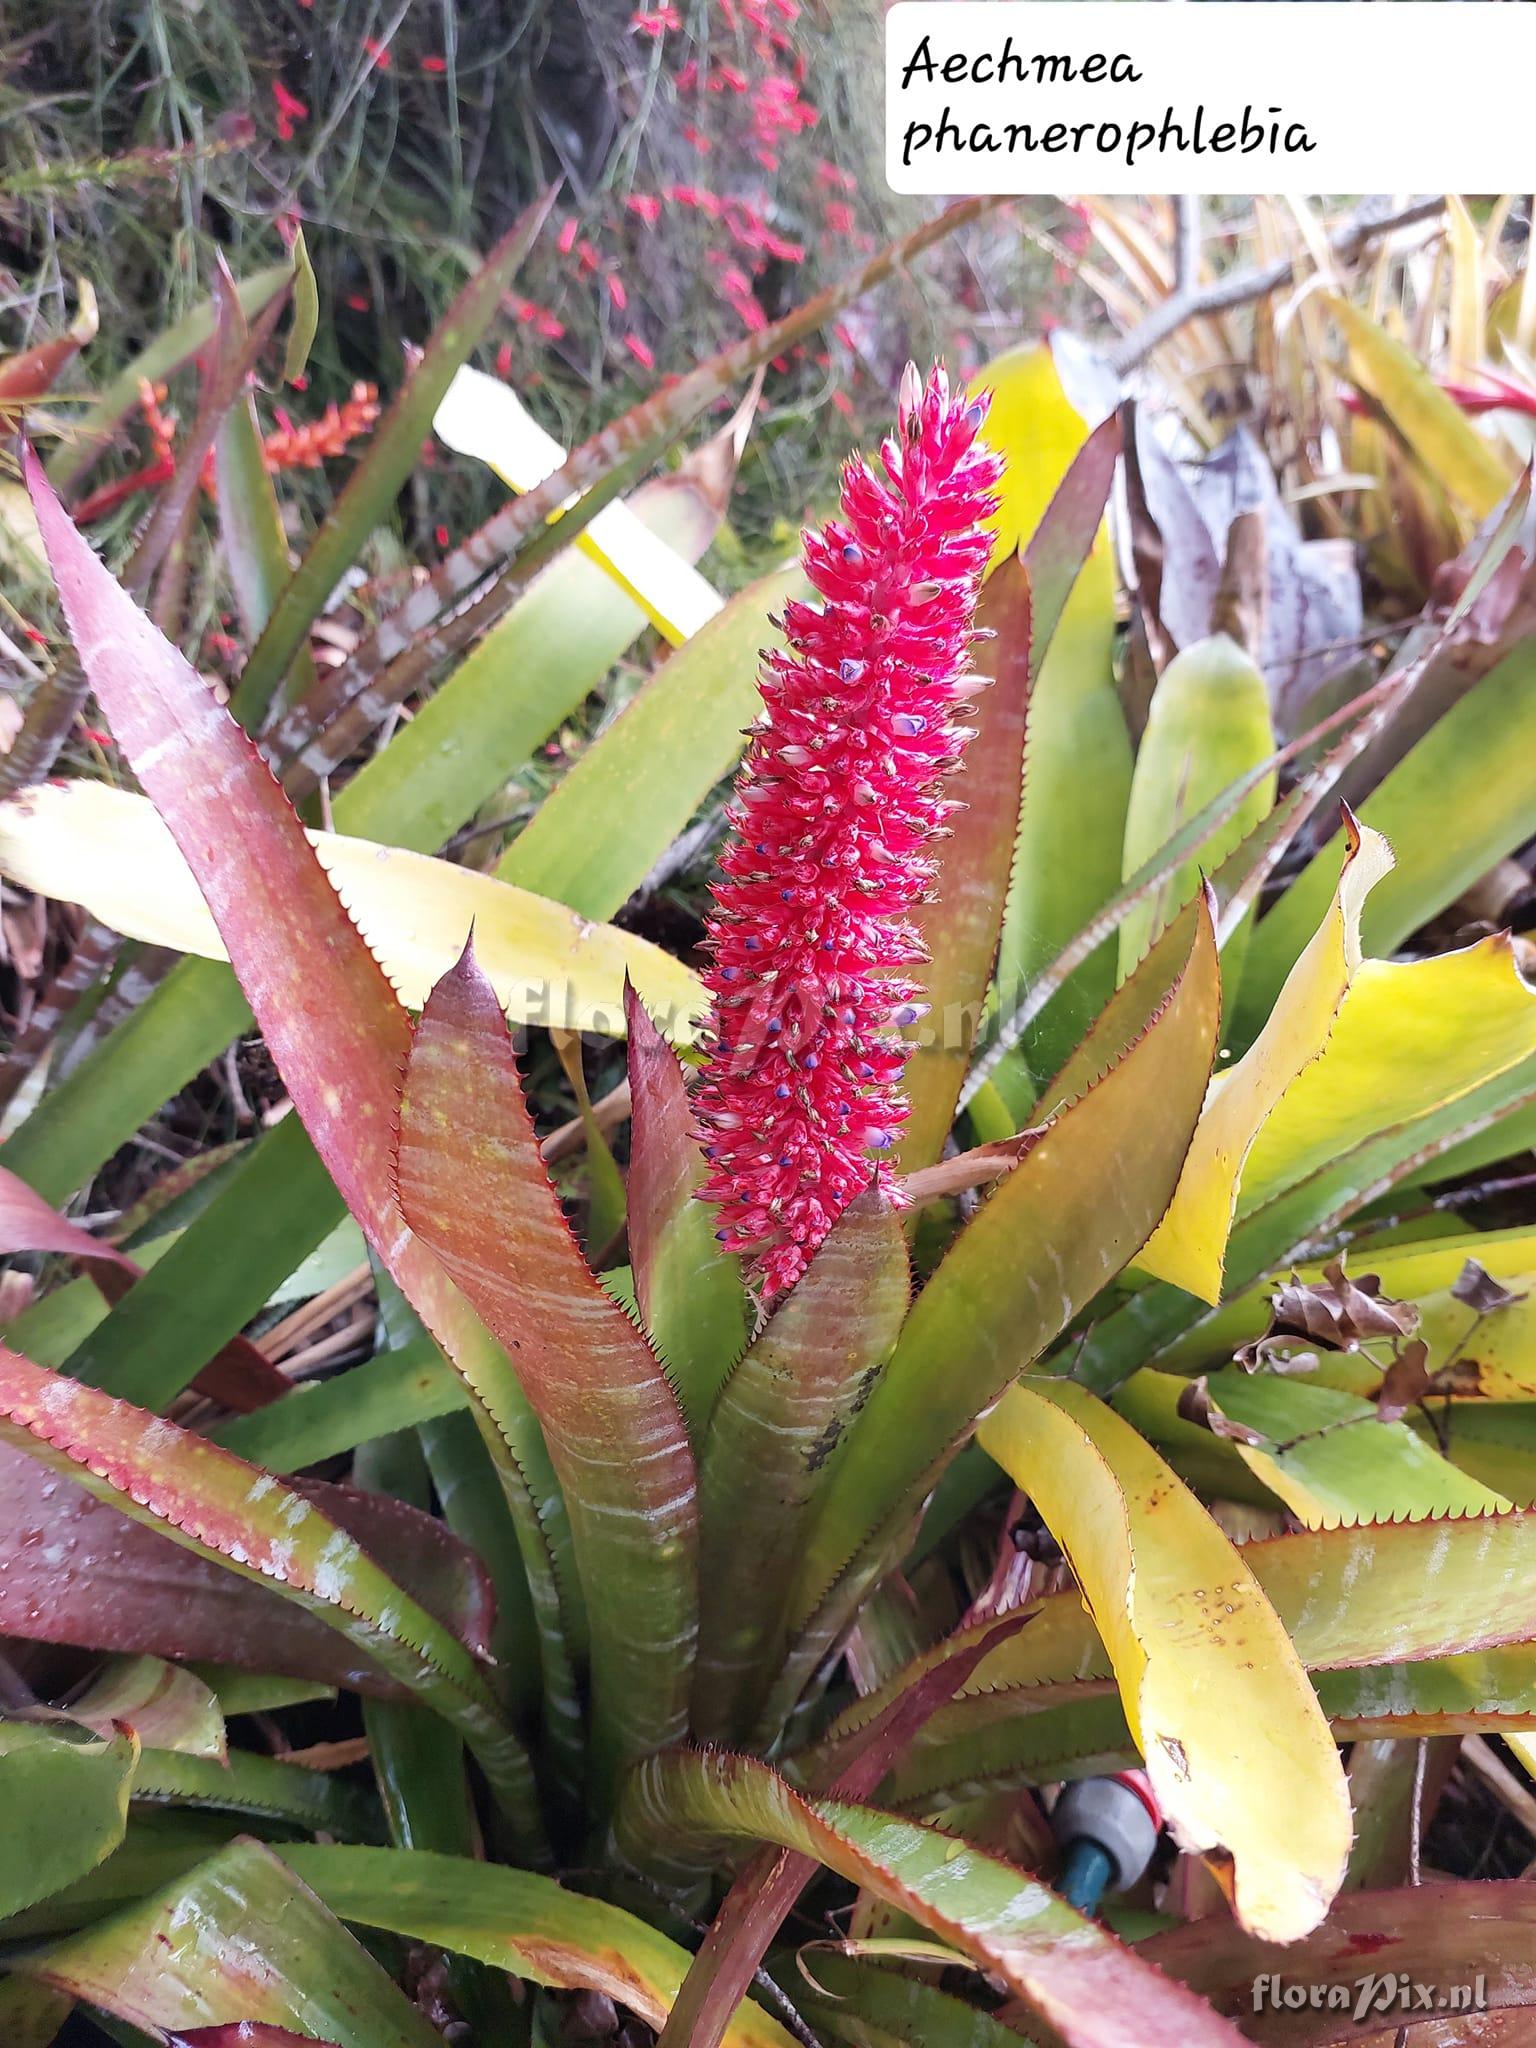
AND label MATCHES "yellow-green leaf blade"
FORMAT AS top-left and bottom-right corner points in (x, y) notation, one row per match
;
(979, 1377), (1351, 1943)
